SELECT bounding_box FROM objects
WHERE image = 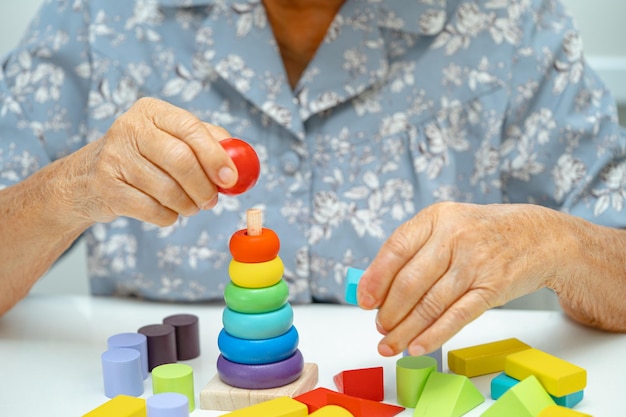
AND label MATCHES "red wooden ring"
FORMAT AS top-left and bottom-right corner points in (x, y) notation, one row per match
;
(229, 228), (280, 263)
